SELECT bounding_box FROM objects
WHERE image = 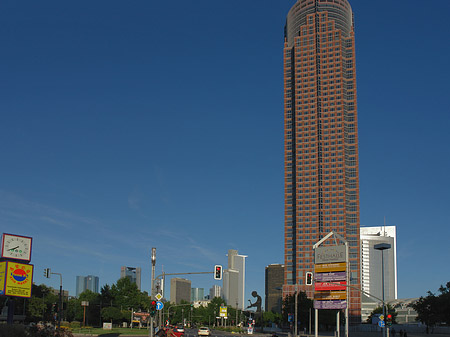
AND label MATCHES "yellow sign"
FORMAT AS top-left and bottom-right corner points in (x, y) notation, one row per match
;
(220, 306), (228, 317)
(0, 262), (5, 295)
(314, 262), (346, 273)
(314, 291), (347, 300)
(3, 261), (34, 298)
